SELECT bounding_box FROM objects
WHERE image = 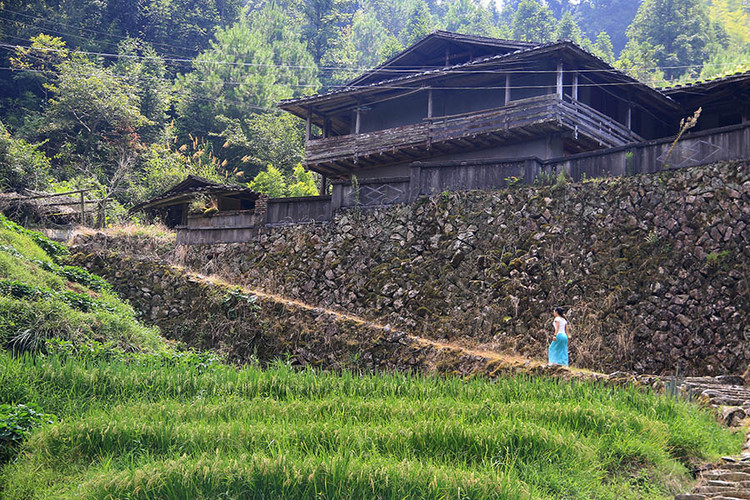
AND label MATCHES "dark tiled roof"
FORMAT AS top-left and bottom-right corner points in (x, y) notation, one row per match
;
(661, 70), (750, 93)
(279, 39), (675, 113)
(345, 30), (536, 88)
